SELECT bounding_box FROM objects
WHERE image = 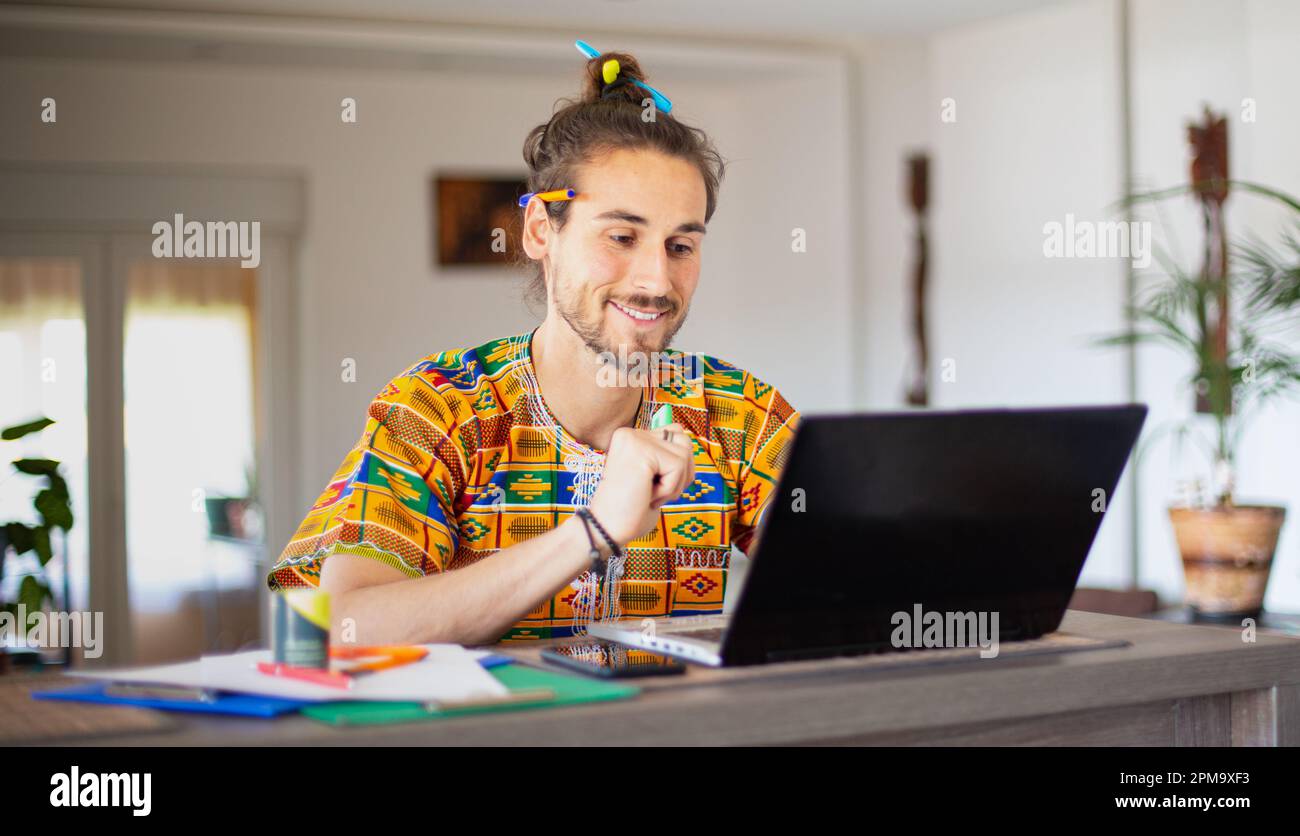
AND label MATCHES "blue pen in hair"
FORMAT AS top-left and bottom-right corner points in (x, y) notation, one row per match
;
(573, 38), (673, 115)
